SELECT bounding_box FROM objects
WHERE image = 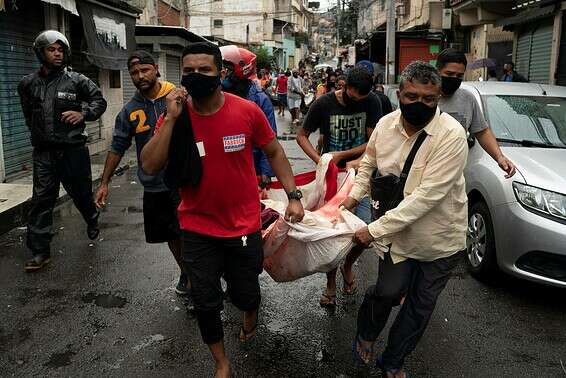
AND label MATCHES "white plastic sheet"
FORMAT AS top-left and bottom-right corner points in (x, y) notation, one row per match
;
(262, 155), (368, 282)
